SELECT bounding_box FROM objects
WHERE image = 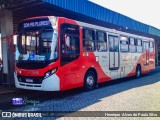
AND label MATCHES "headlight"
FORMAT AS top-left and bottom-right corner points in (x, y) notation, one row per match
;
(44, 68), (58, 78)
(45, 71), (51, 78)
(18, 78), (22, 82)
